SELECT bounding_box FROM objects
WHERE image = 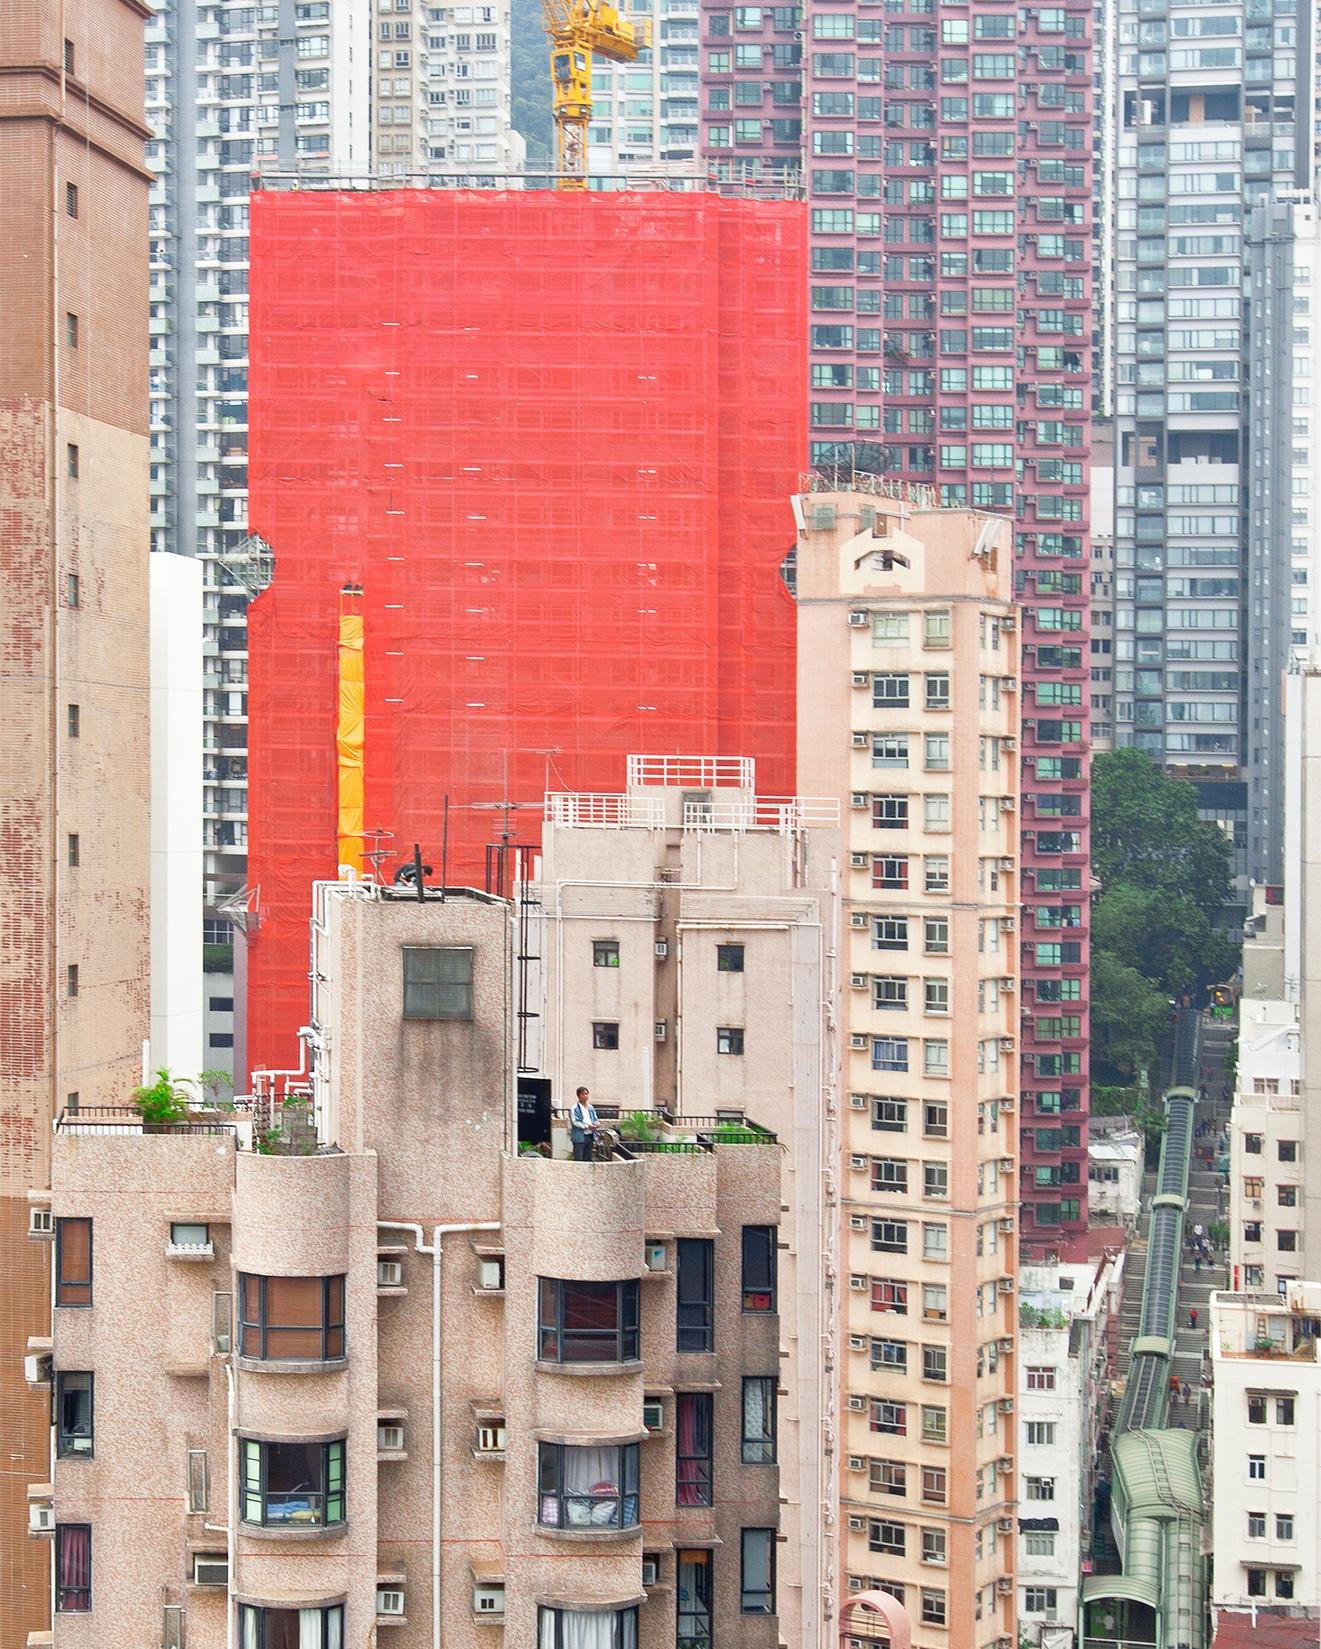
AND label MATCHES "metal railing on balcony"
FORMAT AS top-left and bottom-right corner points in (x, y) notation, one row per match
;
(626, 753), (754, 790)
(544, 793), (665, 829)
